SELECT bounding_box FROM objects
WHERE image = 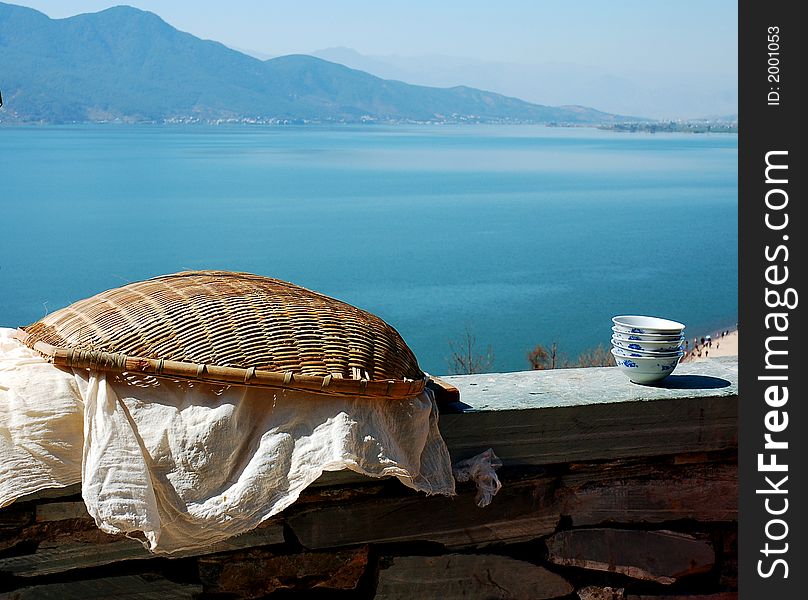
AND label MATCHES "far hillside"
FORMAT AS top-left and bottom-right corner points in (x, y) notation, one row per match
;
(0, 2), (628, 125)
